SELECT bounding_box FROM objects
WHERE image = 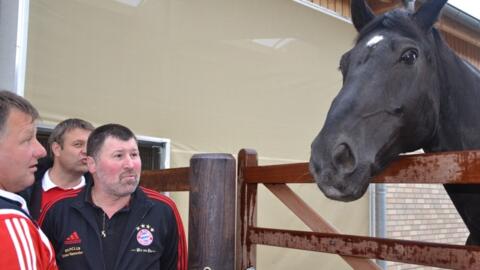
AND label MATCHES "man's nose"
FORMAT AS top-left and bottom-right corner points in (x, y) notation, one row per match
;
(80, 145), (87, 156)
(34, 138), (47, 158)
(123, 156), (135, 168)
